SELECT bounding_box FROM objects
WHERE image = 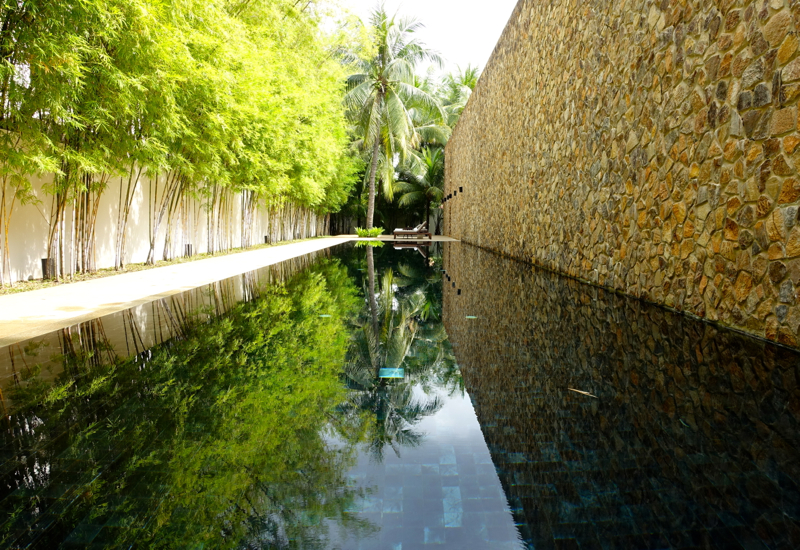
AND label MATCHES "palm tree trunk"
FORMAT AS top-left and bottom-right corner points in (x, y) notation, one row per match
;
(366, 91), (384, 230)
